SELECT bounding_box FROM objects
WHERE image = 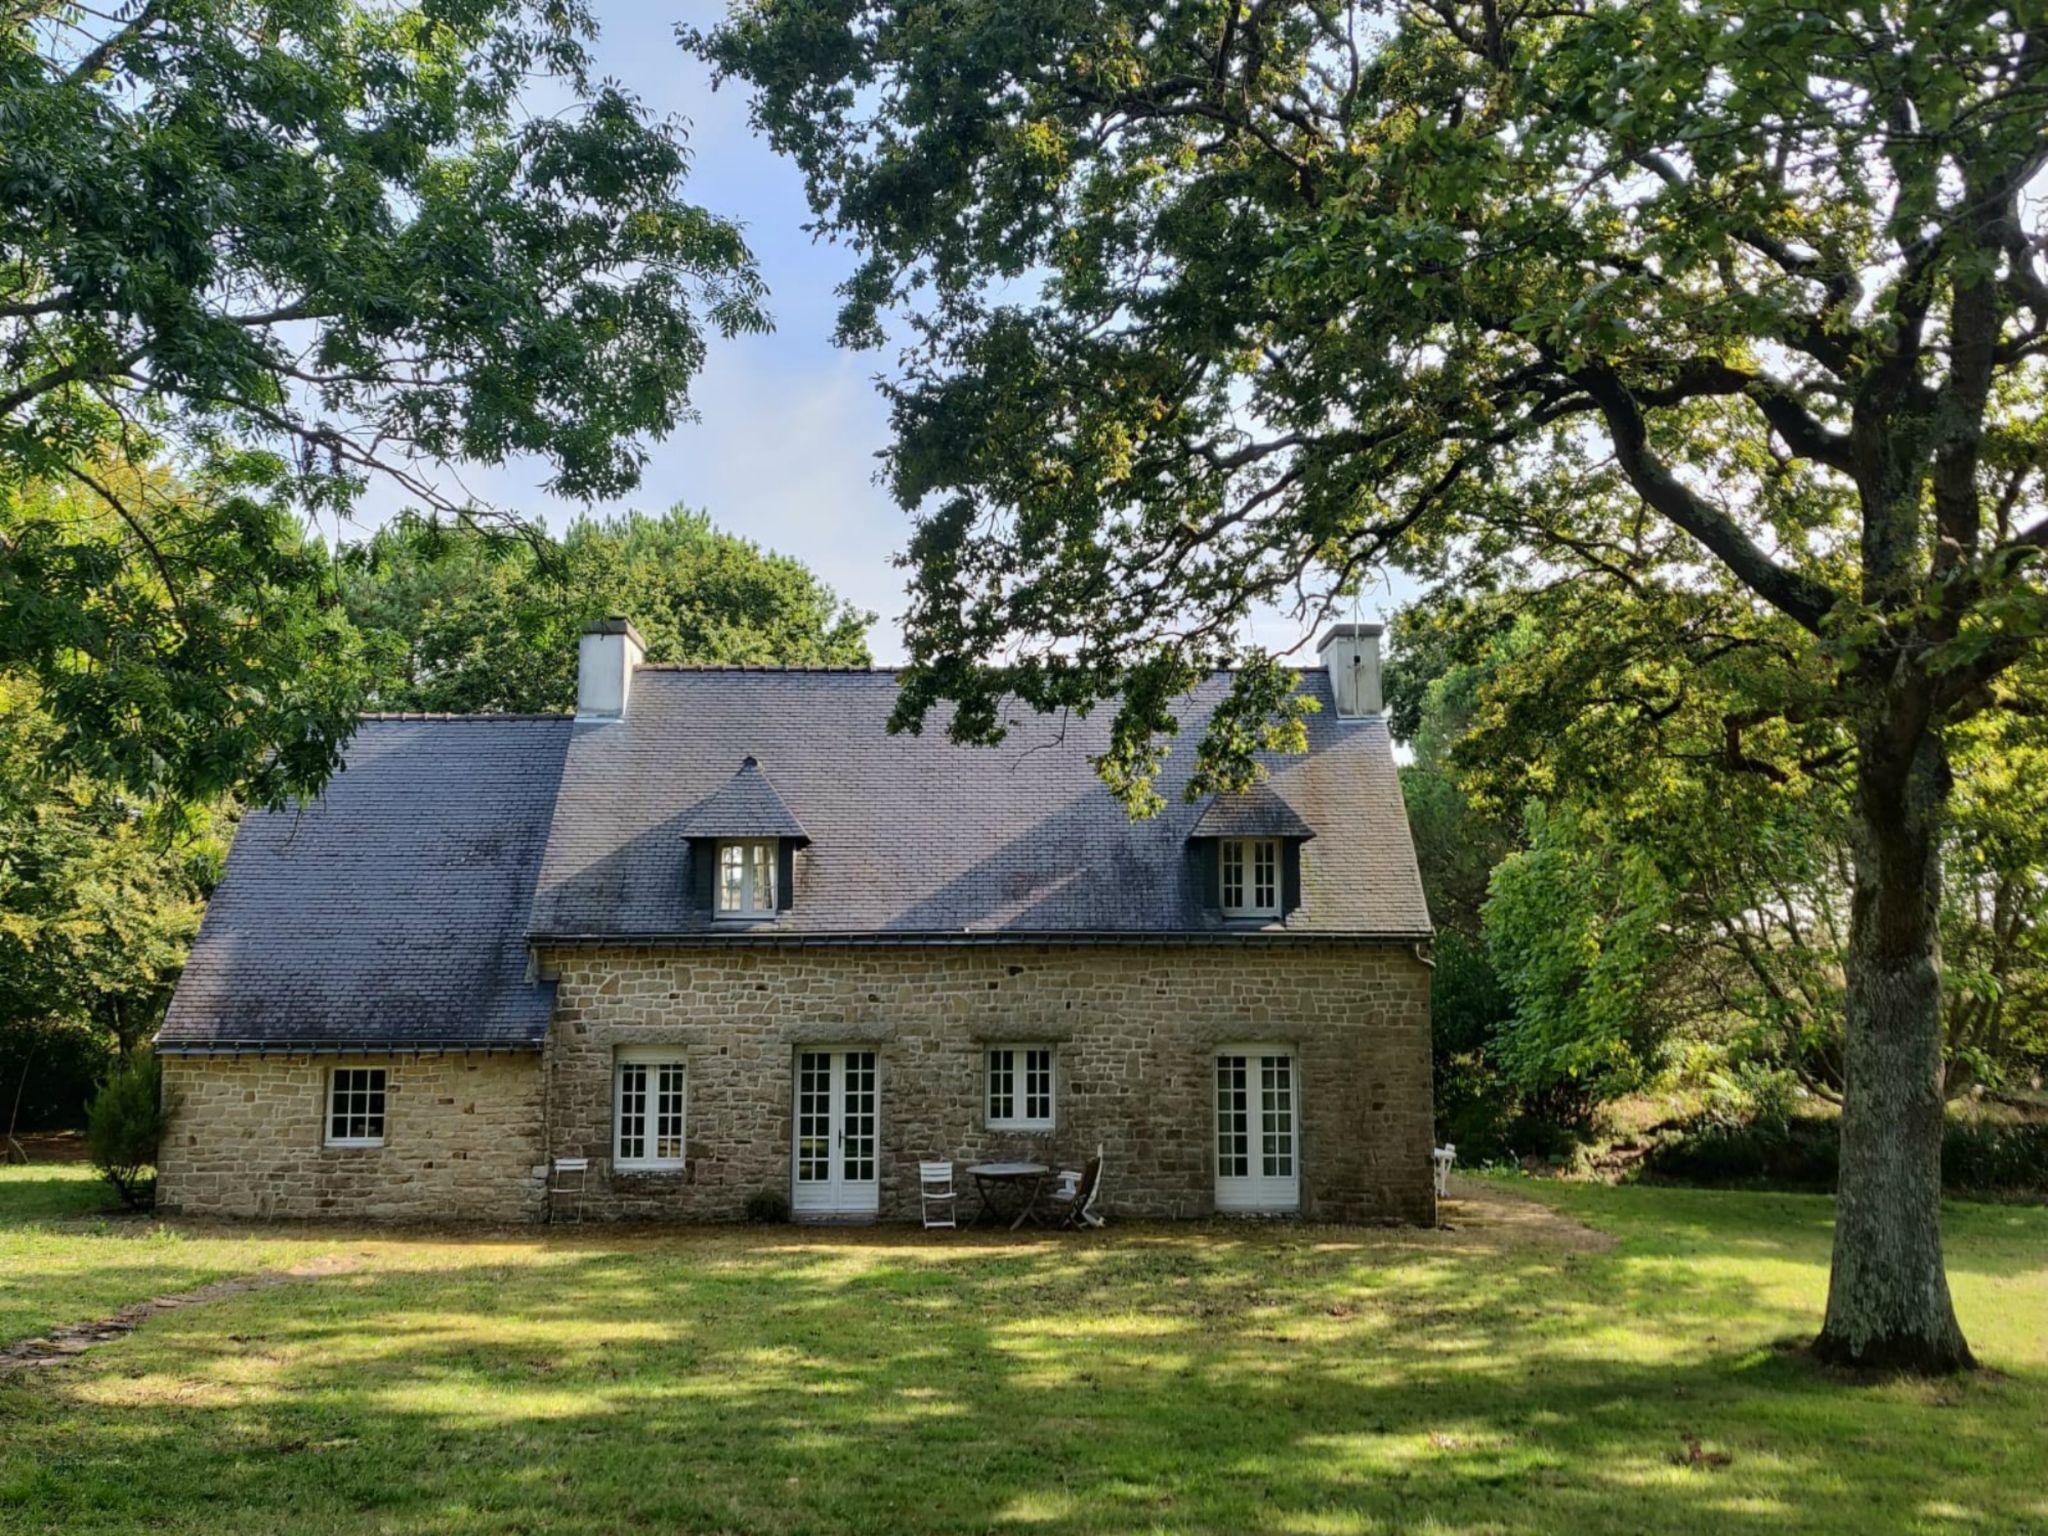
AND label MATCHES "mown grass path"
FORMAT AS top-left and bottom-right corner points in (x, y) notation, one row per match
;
(0, 1165), (2041, 1534)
